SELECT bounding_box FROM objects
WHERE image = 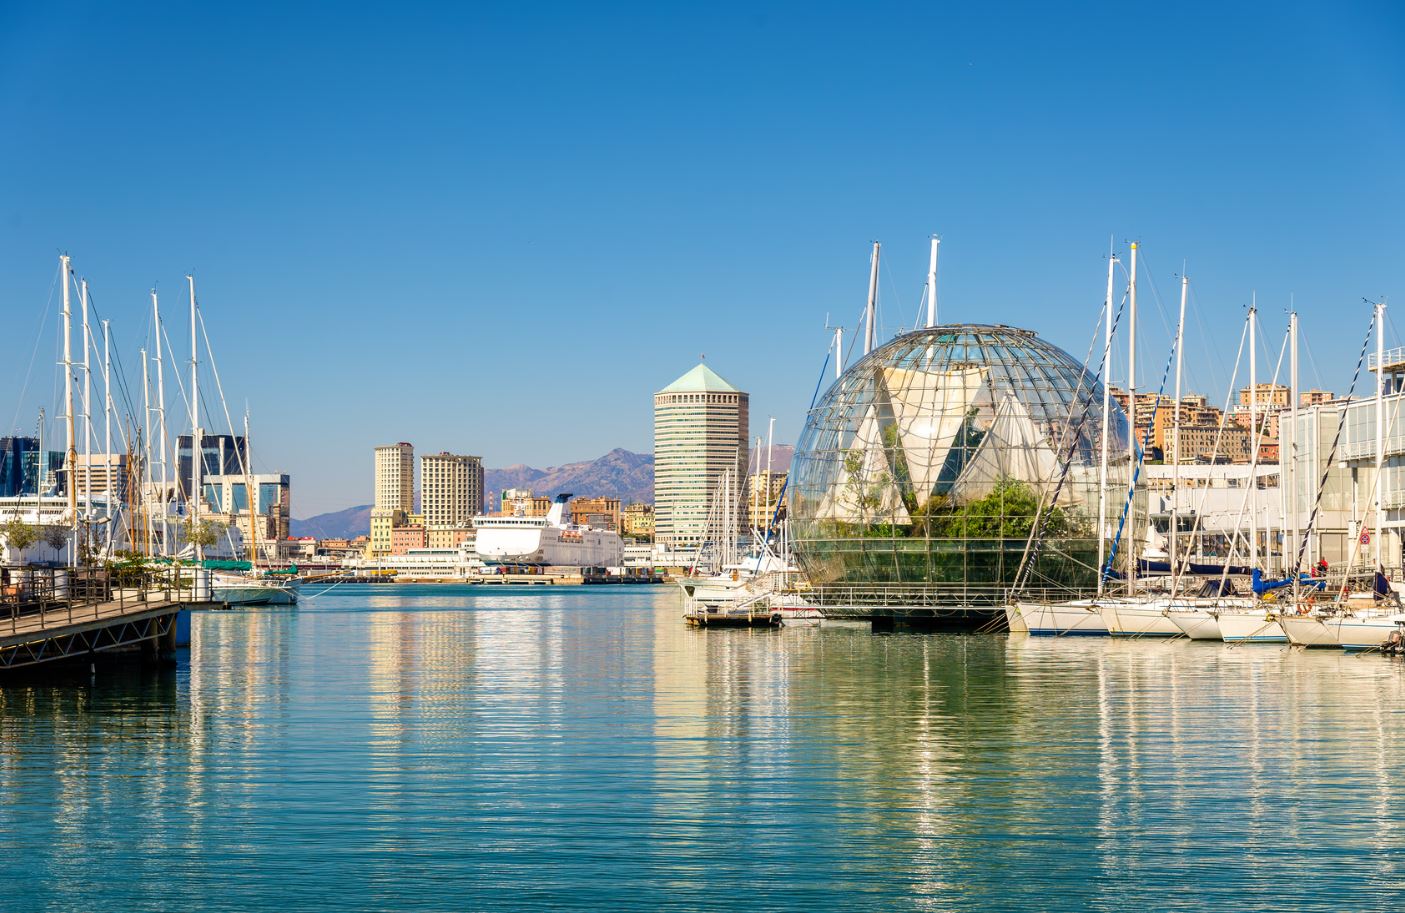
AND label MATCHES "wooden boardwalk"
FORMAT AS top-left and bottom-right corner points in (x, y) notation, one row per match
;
(0, 569), (213, 671)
